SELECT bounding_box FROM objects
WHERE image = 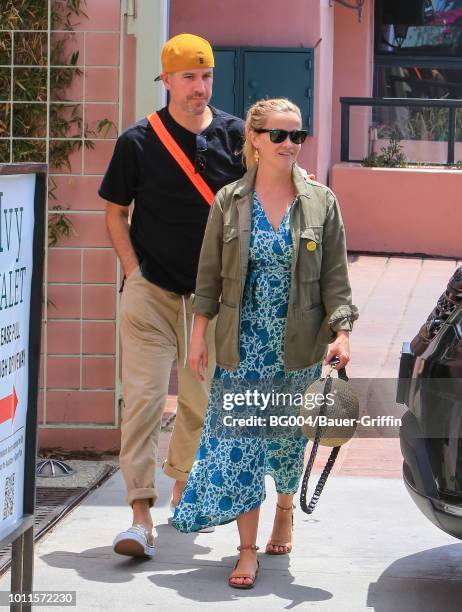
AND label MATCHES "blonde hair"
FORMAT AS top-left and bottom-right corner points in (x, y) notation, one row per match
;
(242, 98), (302, 169)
